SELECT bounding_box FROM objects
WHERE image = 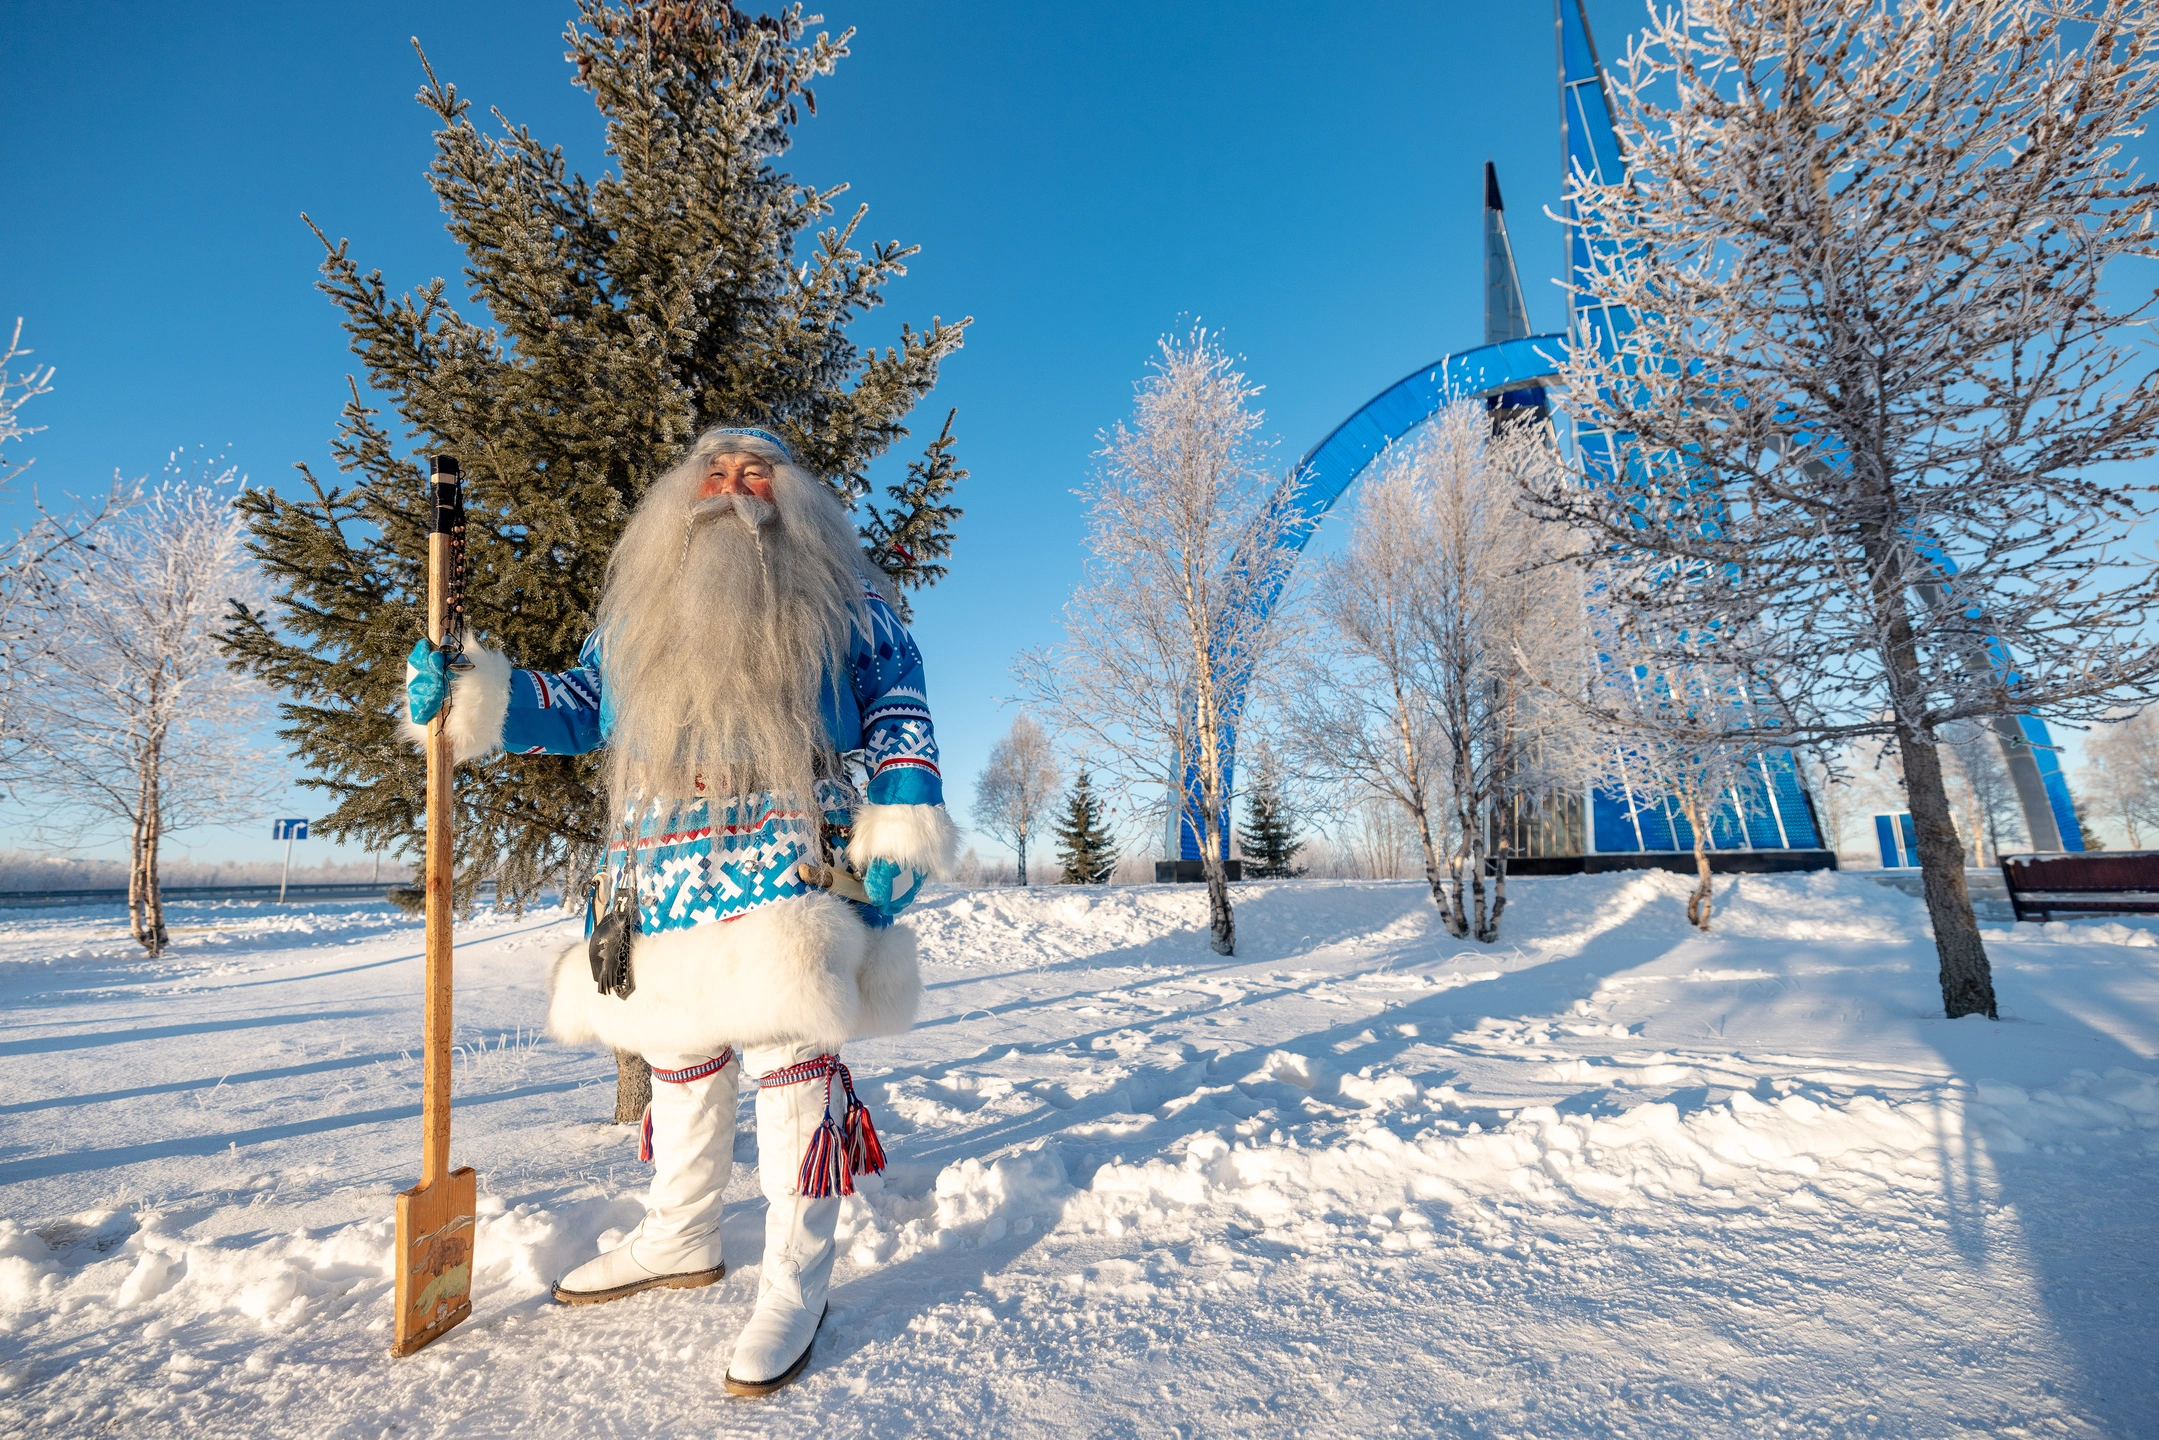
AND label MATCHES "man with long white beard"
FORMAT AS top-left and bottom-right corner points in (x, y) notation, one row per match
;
(403, 426), (954, 1395)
